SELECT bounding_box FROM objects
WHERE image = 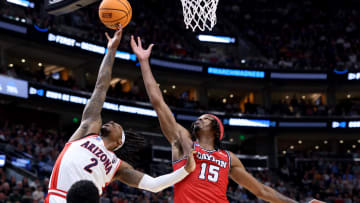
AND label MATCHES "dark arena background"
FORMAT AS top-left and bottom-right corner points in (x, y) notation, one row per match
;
(1, 0), (360, 202)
